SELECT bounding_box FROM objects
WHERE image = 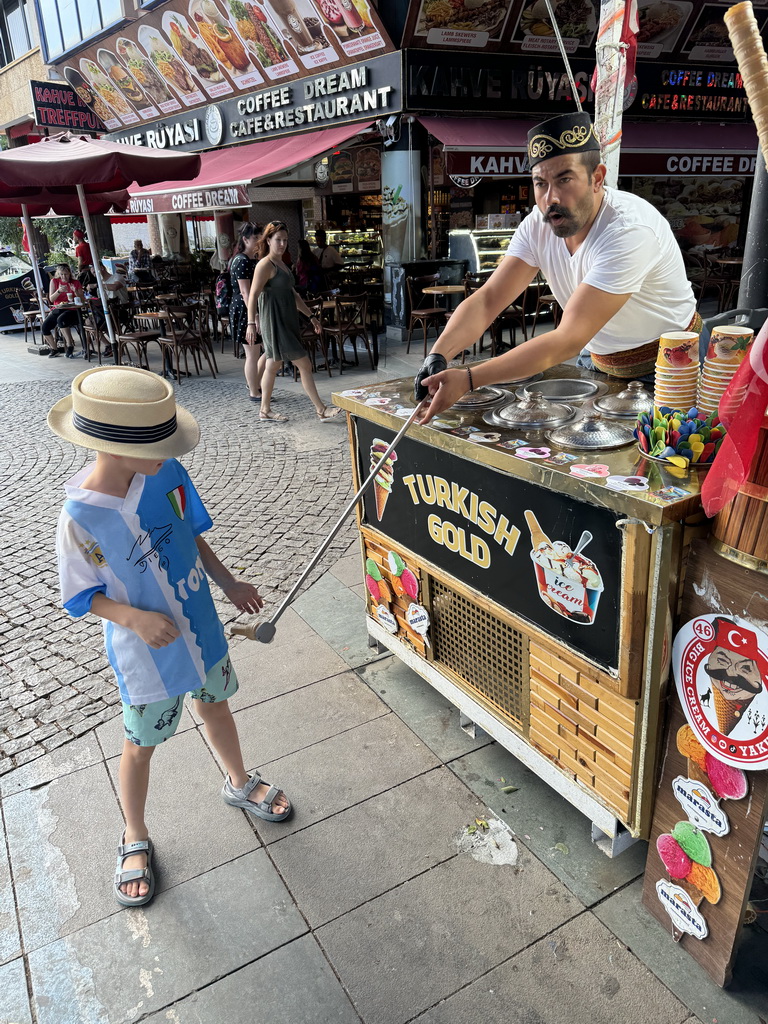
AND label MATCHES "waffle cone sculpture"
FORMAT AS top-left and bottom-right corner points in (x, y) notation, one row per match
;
(725, 3), (768, 165)
(370, 439), (397, 522)
(711, 685), (753, 735)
